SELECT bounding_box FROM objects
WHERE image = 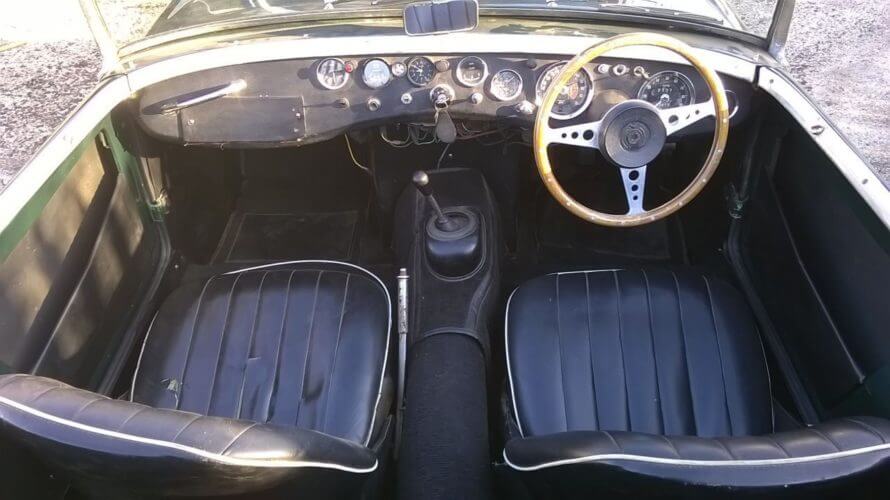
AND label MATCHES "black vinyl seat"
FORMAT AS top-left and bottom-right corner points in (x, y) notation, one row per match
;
(0, 261), (391, 499)
(504, 269), (890, 498)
